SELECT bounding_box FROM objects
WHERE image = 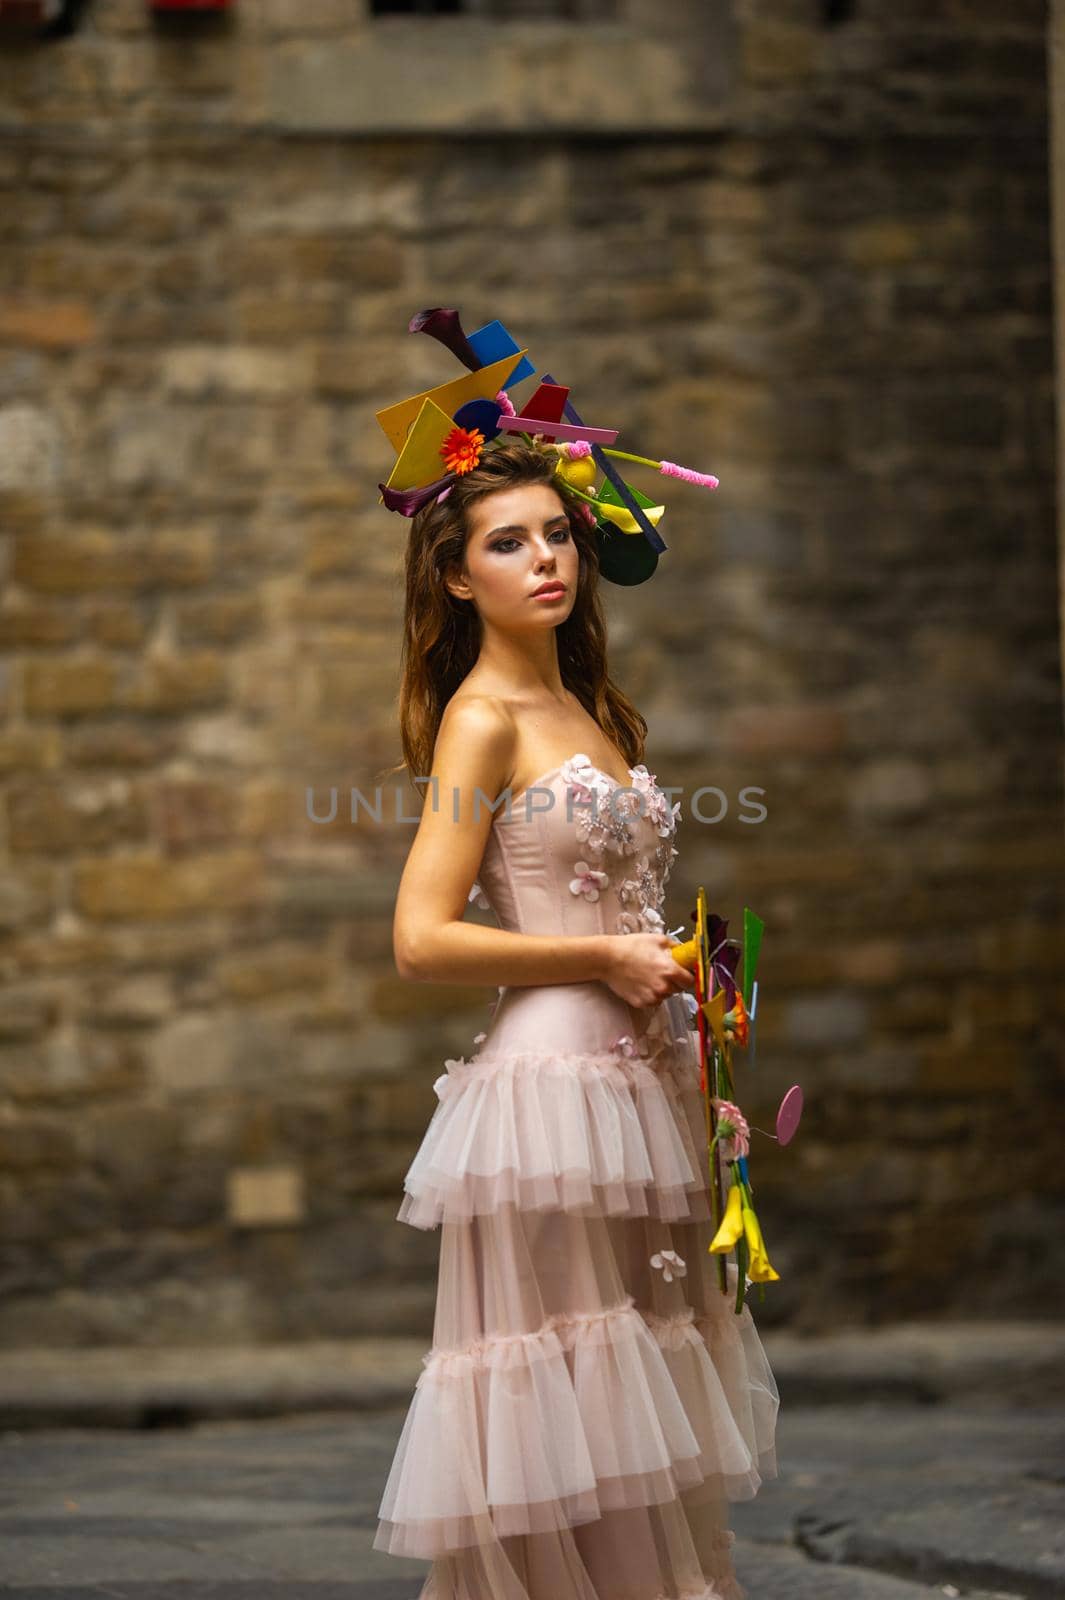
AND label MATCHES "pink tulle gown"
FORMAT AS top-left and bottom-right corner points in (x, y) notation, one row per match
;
(374, 752), (779, 1600)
